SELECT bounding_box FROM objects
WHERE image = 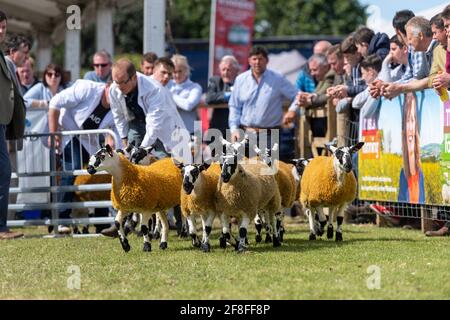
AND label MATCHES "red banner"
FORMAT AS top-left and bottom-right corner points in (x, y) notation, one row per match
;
(209, 0), (256, 77)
